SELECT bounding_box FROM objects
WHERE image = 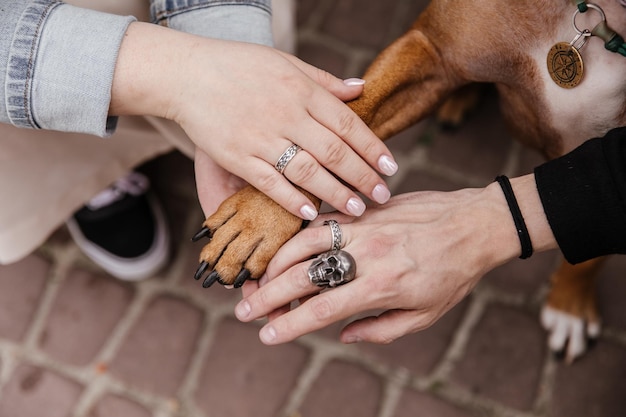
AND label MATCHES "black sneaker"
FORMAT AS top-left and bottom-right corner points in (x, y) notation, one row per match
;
(66, 172), (170, 281)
